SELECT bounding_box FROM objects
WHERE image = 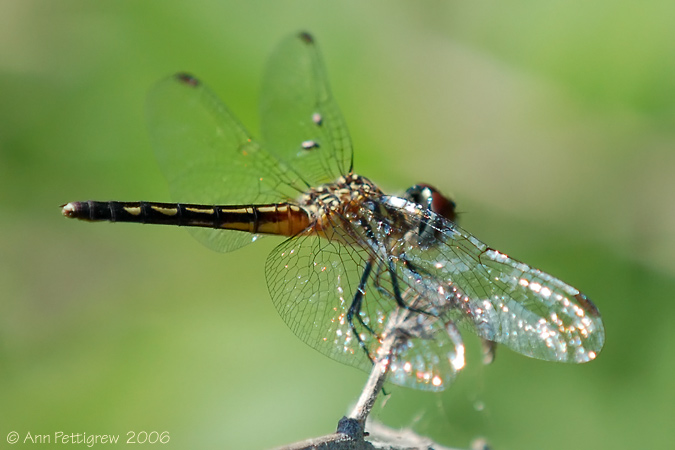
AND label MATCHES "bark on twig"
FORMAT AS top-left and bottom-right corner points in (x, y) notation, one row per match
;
(272, 300), (489, 450)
